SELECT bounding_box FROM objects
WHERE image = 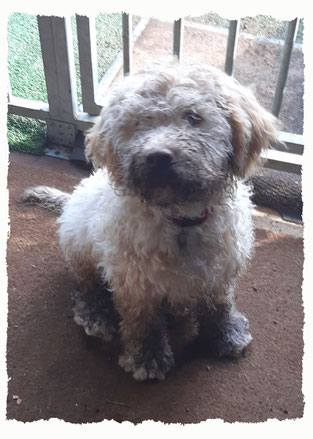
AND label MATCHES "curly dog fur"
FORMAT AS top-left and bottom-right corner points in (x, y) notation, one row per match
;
(23, 61), (277, 380)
